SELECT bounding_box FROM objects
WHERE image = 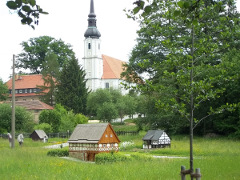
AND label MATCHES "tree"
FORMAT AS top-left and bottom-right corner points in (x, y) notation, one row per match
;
(56, 57), (88, 114)
(125, 0), (240, 175)
(0, 79), (8, 101)
(16, 36), (75, 74)
(0, 103), (34, 133)
(116, 97), (128, 123)
(97, 102), (118, 123)
(54, 104), (88, 132)
(39, 109), (61, 132)
(38, 52), (59, 106)
(87, 89), (112, 117)
(34, 123), (53, 133)
(6, 0), (48, 29)
(87, 88), (127, 121)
